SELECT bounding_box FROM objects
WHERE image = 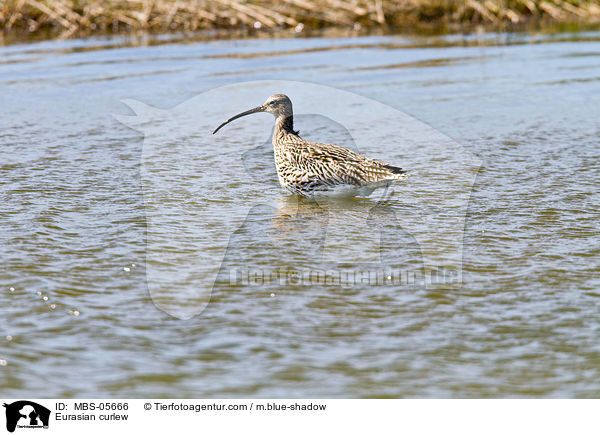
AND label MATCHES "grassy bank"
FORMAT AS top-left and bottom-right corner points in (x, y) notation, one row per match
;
(1, 0), (600, 40)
